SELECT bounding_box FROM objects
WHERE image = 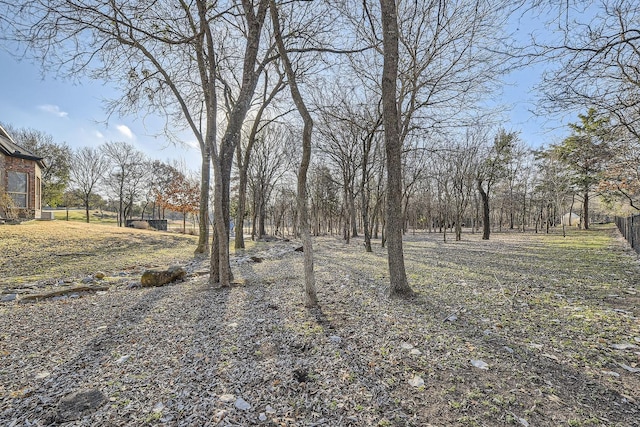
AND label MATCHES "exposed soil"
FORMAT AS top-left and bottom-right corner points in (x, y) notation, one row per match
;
(0, 224), (639, 426)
